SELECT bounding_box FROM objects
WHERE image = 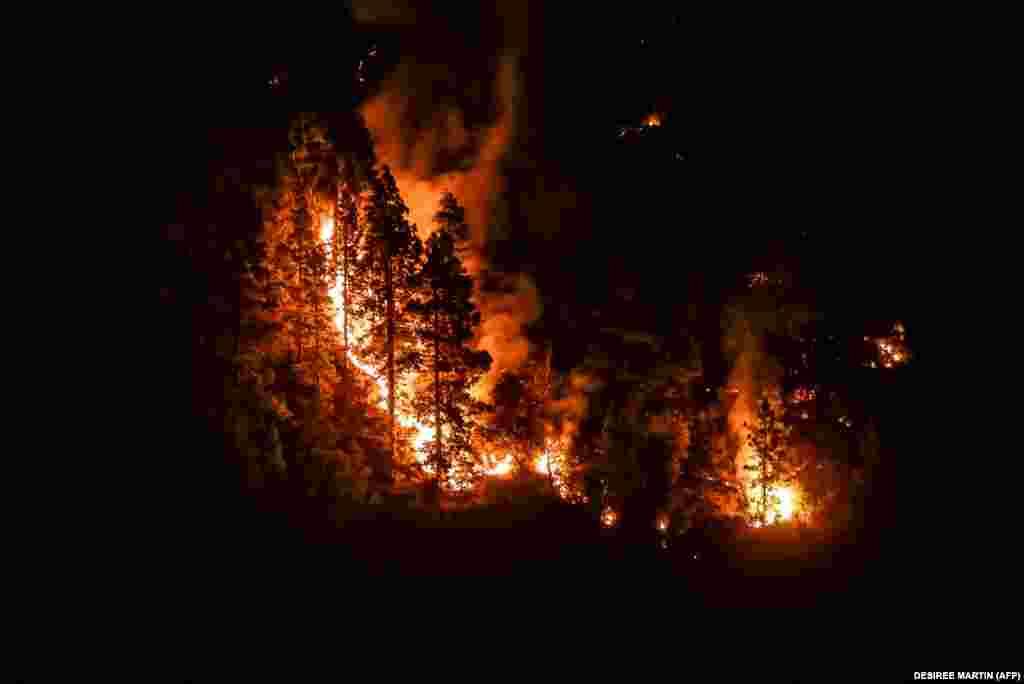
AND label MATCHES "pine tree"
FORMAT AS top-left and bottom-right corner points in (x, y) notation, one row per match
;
(488, 348), (553, 479)
(744, 396), (794, 525)
(407, 192), (492, 499)
(676, 410), (738, 526)
(236, 114), (351, 492)
(354, 165), (423, 484)
(232, 113), (422, 501)
(490, 371), (538, 474)
(287, 114), (345, 416)
(569, 329), (686, 540)
(332, 112), (376, 374)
